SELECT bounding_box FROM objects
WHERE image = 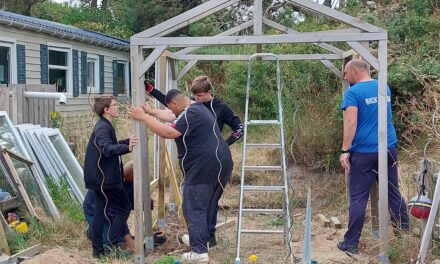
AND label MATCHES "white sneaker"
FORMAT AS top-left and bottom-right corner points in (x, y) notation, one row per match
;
(181, 251), (209, 262)
(180, 234), (190, 246)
